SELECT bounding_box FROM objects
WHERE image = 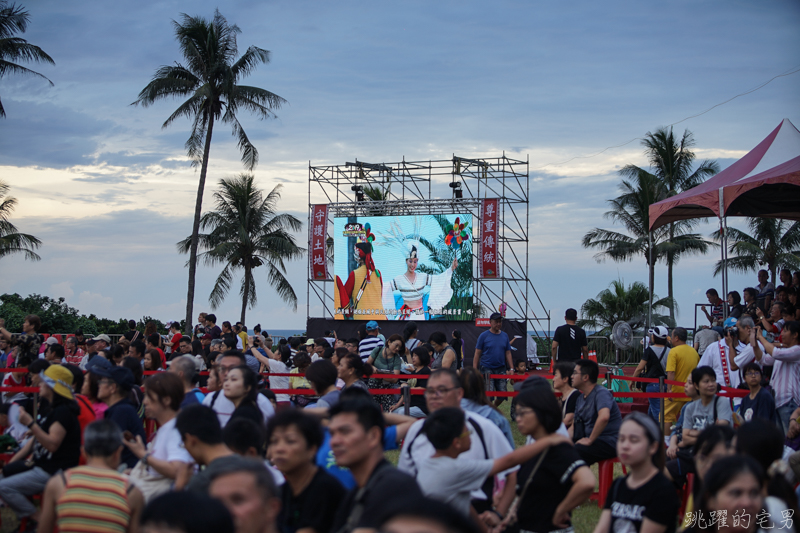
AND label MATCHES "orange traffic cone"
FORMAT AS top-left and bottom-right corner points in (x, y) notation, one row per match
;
(549, 357), (554, 374)
(589, 350), (598, 363)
